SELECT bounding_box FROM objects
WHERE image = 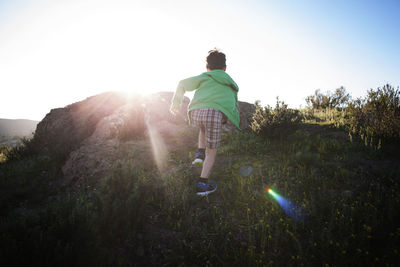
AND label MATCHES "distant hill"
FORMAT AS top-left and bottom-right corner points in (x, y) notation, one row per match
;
(0, 118), (38, 137)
